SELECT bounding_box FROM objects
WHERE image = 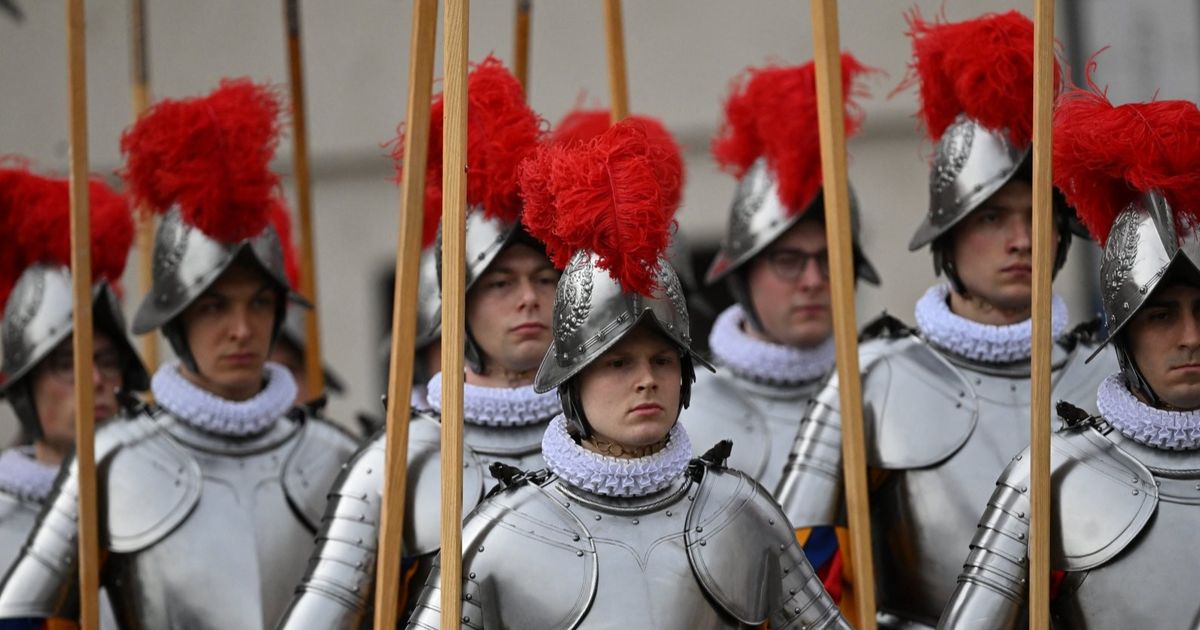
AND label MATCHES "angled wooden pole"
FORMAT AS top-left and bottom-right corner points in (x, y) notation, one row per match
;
(809, 1), (876, 627)
(440, 0), (469, 624)
(1029, 0), (1056, 627)
(373, 2), (438, 627)
(283, 0), (325, 401)
(128, 0), (157, 373)
(513, 0), (531, 94)
(66, 1), (101, 627)
(602, 0), (629, 122)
